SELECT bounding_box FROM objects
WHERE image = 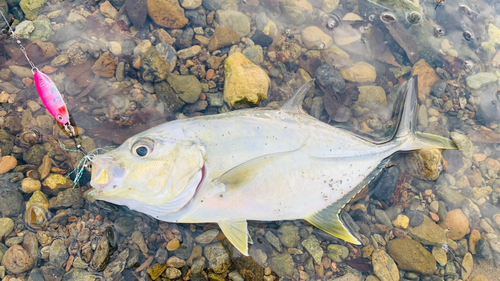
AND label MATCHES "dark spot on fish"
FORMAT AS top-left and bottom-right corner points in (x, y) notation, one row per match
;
(406, 11), (422, 24)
